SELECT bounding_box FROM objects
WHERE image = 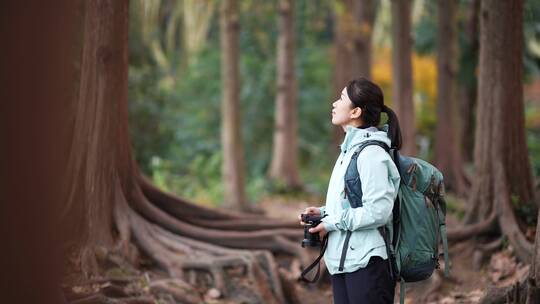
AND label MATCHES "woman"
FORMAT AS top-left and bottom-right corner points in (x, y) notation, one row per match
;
(299, 78), (401, 304)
